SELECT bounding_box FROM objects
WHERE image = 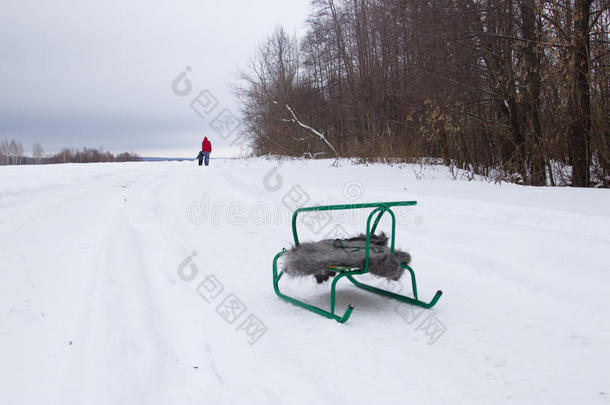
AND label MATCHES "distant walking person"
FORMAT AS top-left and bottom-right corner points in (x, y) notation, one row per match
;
(196, 150), (204, 166)
(201, 136), (212, 166)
